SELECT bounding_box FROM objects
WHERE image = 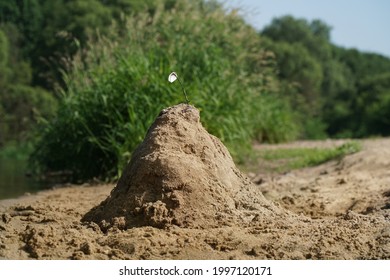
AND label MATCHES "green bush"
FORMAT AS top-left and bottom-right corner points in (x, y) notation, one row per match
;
(31, 0), (298, 180)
